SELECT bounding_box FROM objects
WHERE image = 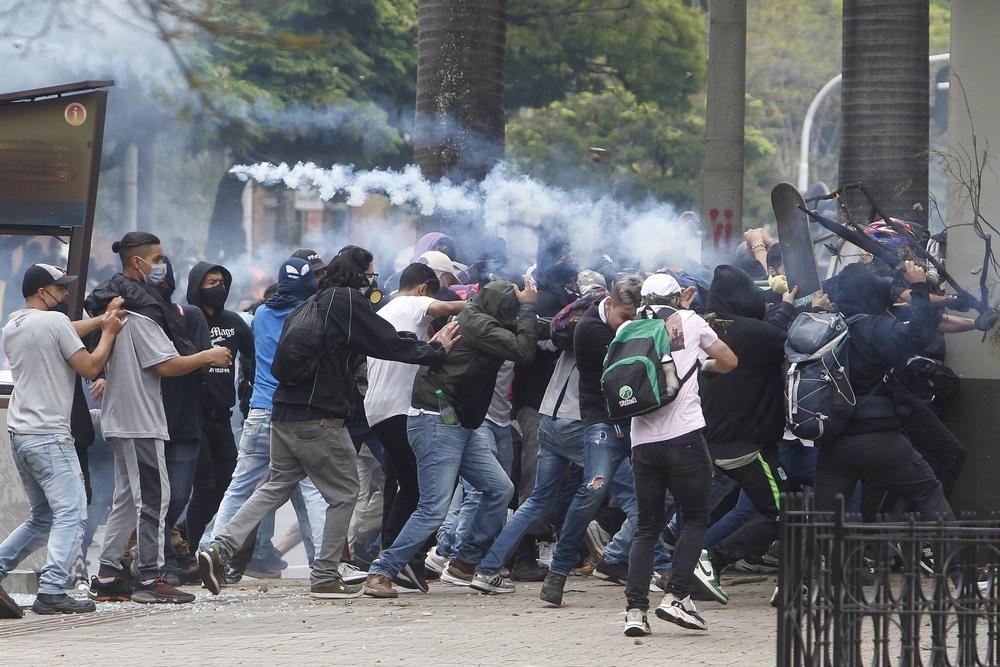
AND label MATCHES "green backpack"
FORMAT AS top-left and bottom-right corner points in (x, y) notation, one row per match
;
(600, 308), (697, 420)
